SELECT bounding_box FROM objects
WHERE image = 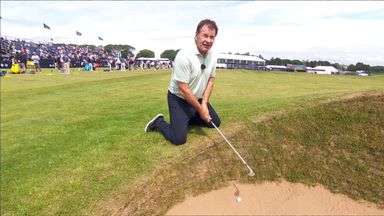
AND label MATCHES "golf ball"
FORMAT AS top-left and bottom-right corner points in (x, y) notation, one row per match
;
(236, 197), (242, 202)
